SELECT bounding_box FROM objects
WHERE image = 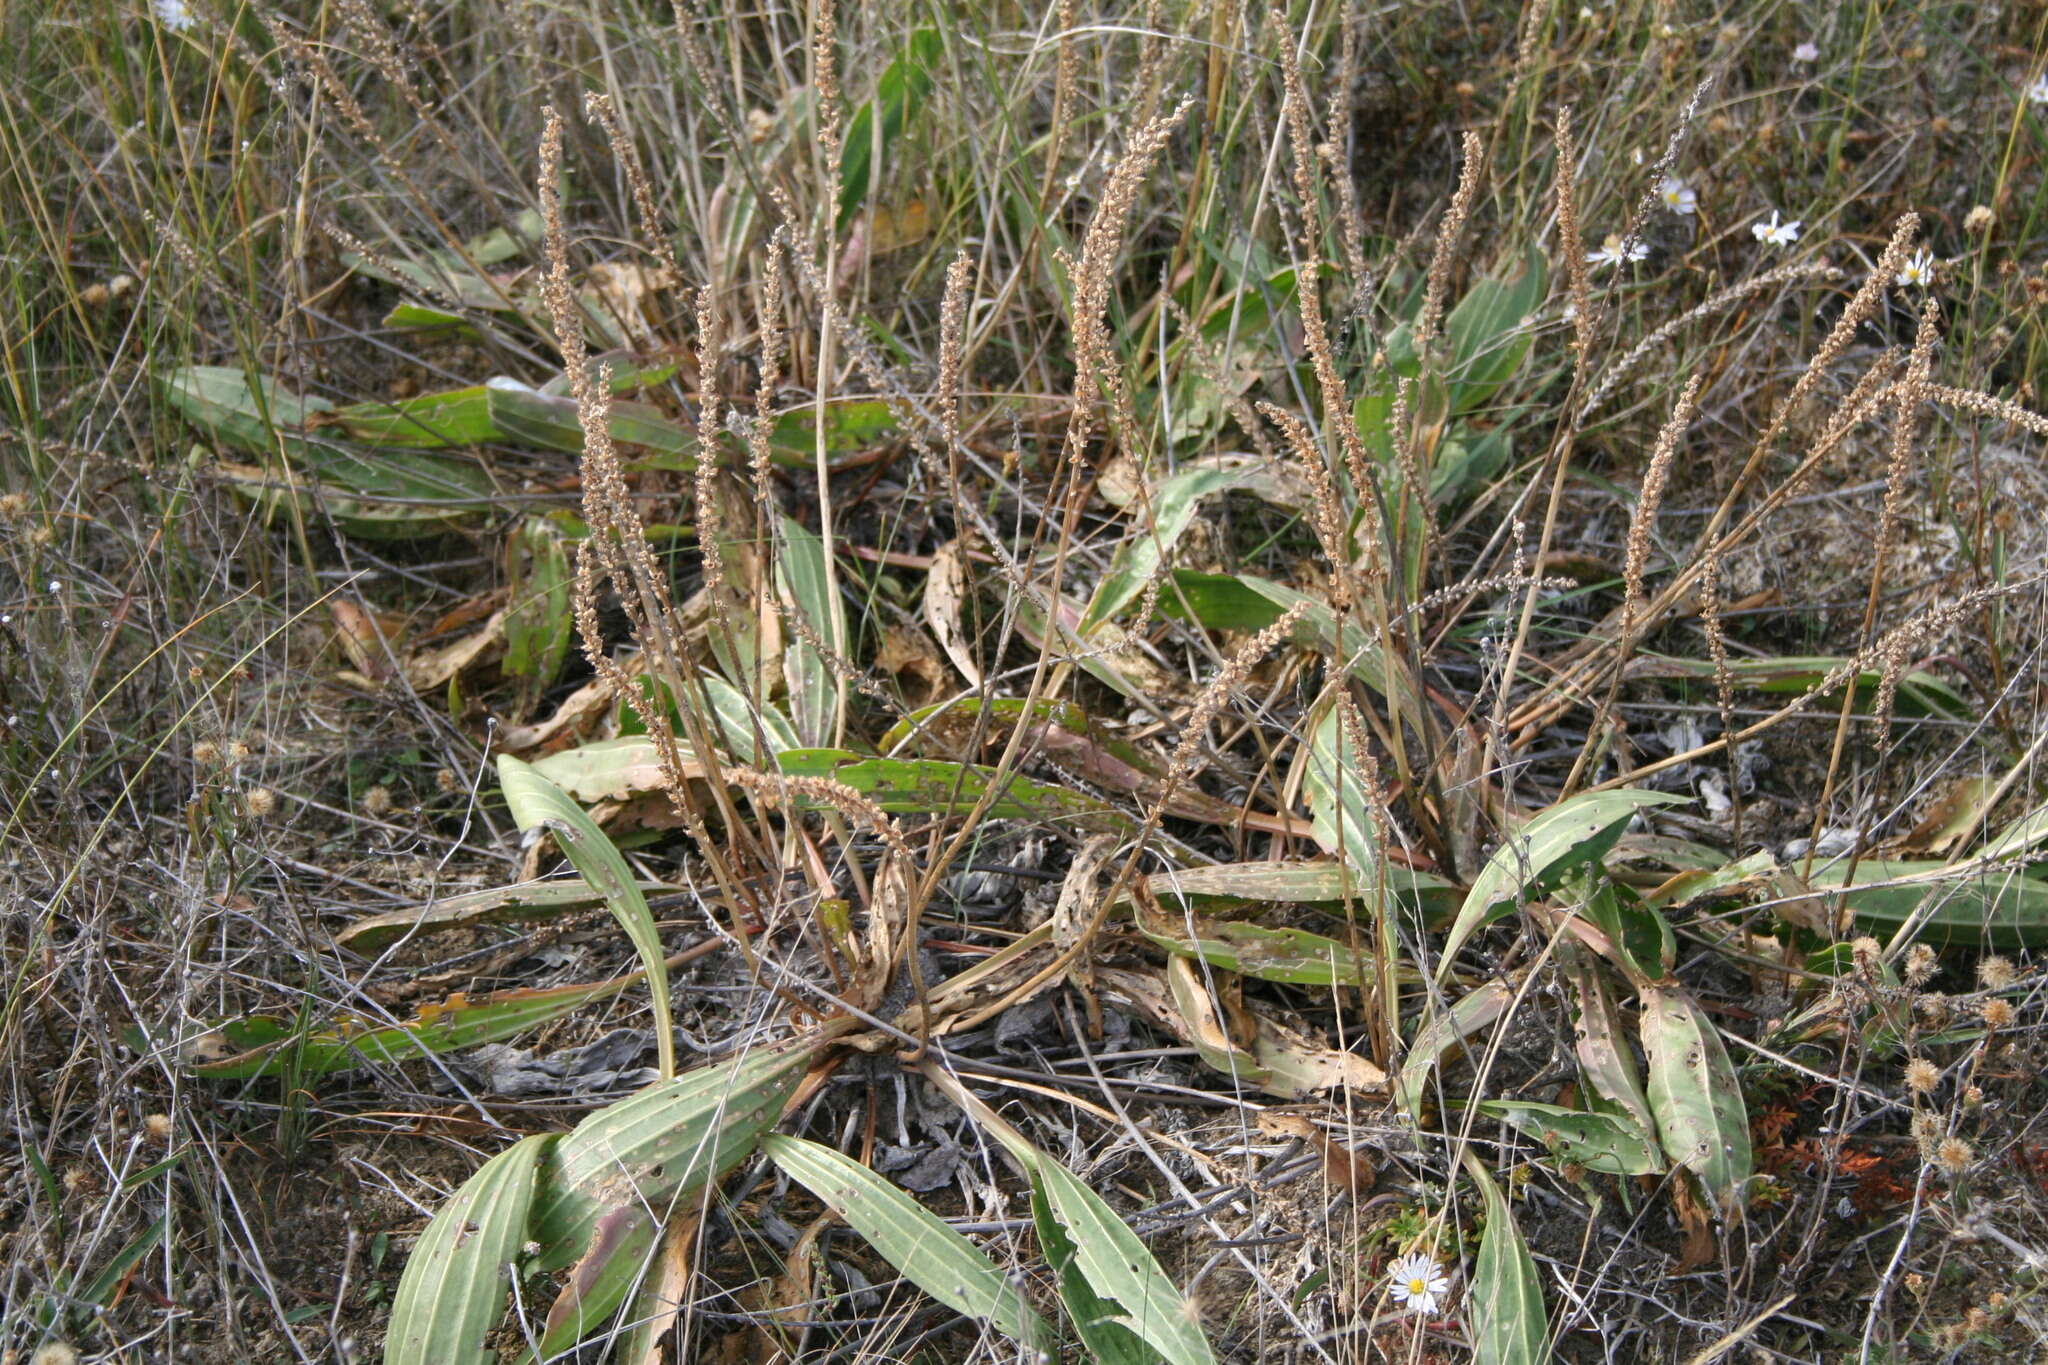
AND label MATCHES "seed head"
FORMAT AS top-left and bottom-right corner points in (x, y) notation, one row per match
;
(1912, 1111), (1942, 1161)
(1980, 997), (2015, 1030)
(361, 785), (393, 817)
(1935, 1137), (1974, 1173)
(191, 740), (219, 765)
(1964, 205), (1996, 235)
(244, 787), (278, 819)
(1903, 1058), (1939, 1094)
(143, 1113), (173, 1144)
(1977, 956), (2017, 989)
(1904, 944), (1938, 986)
(0, 492), (27, 519)
(32, 1345), (81, 1365)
